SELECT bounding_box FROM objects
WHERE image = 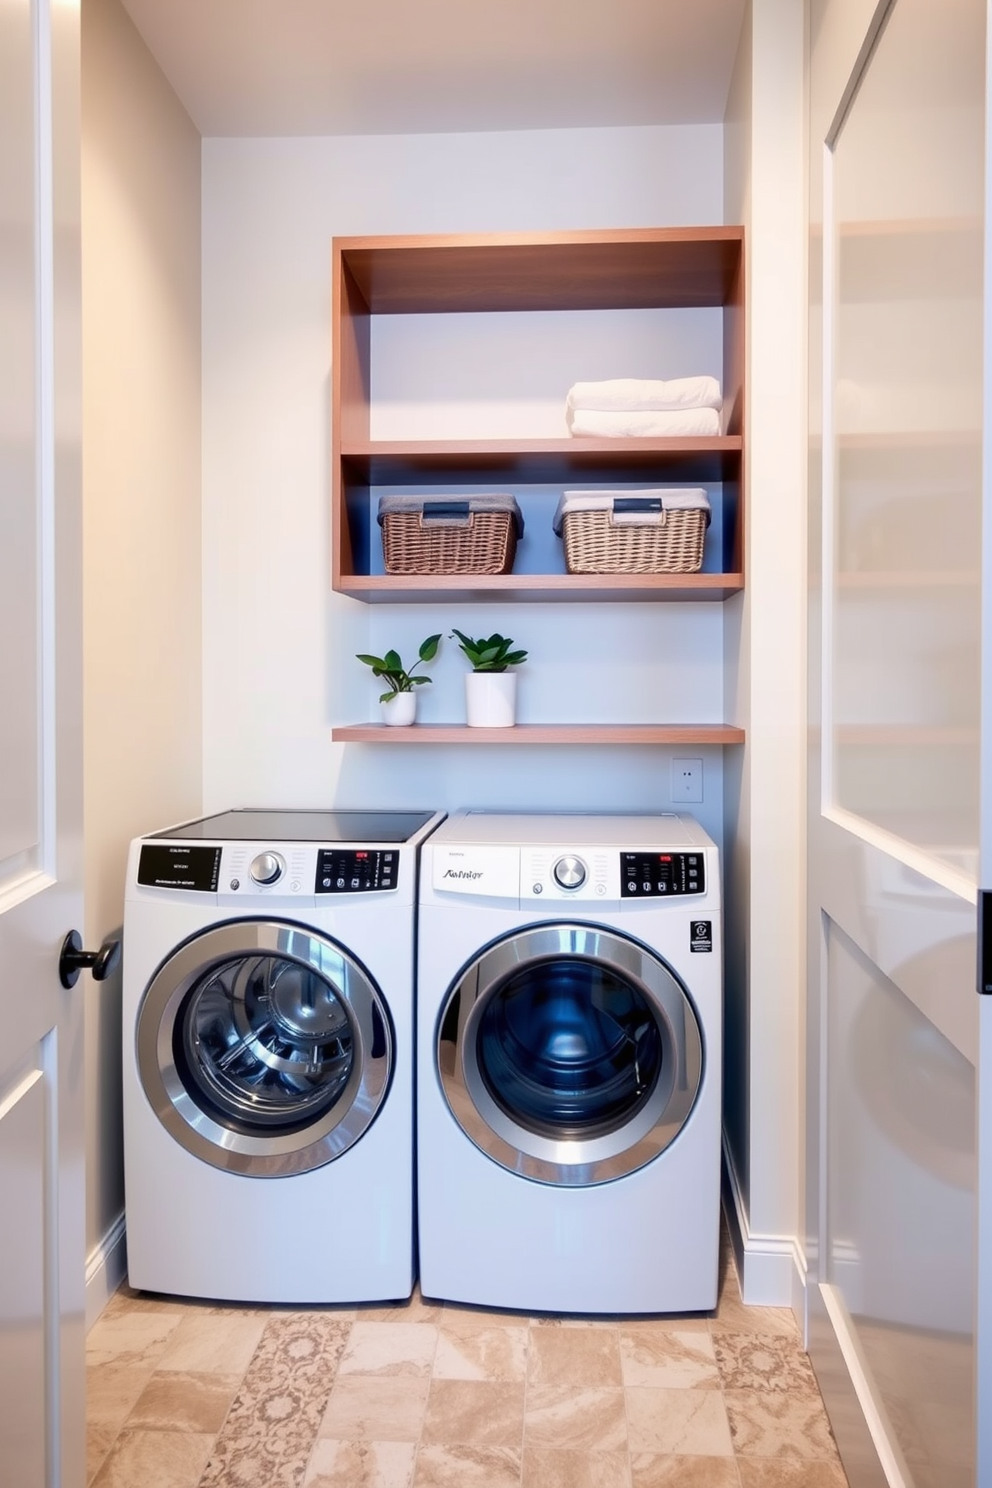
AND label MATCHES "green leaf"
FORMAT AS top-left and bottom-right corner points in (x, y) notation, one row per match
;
(419, 633), (442, 662)
(356, 652), (387, 669)
(383, 649), (403, 672)
(410, 675), (432, 685)
(502, 649), (528, 666)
